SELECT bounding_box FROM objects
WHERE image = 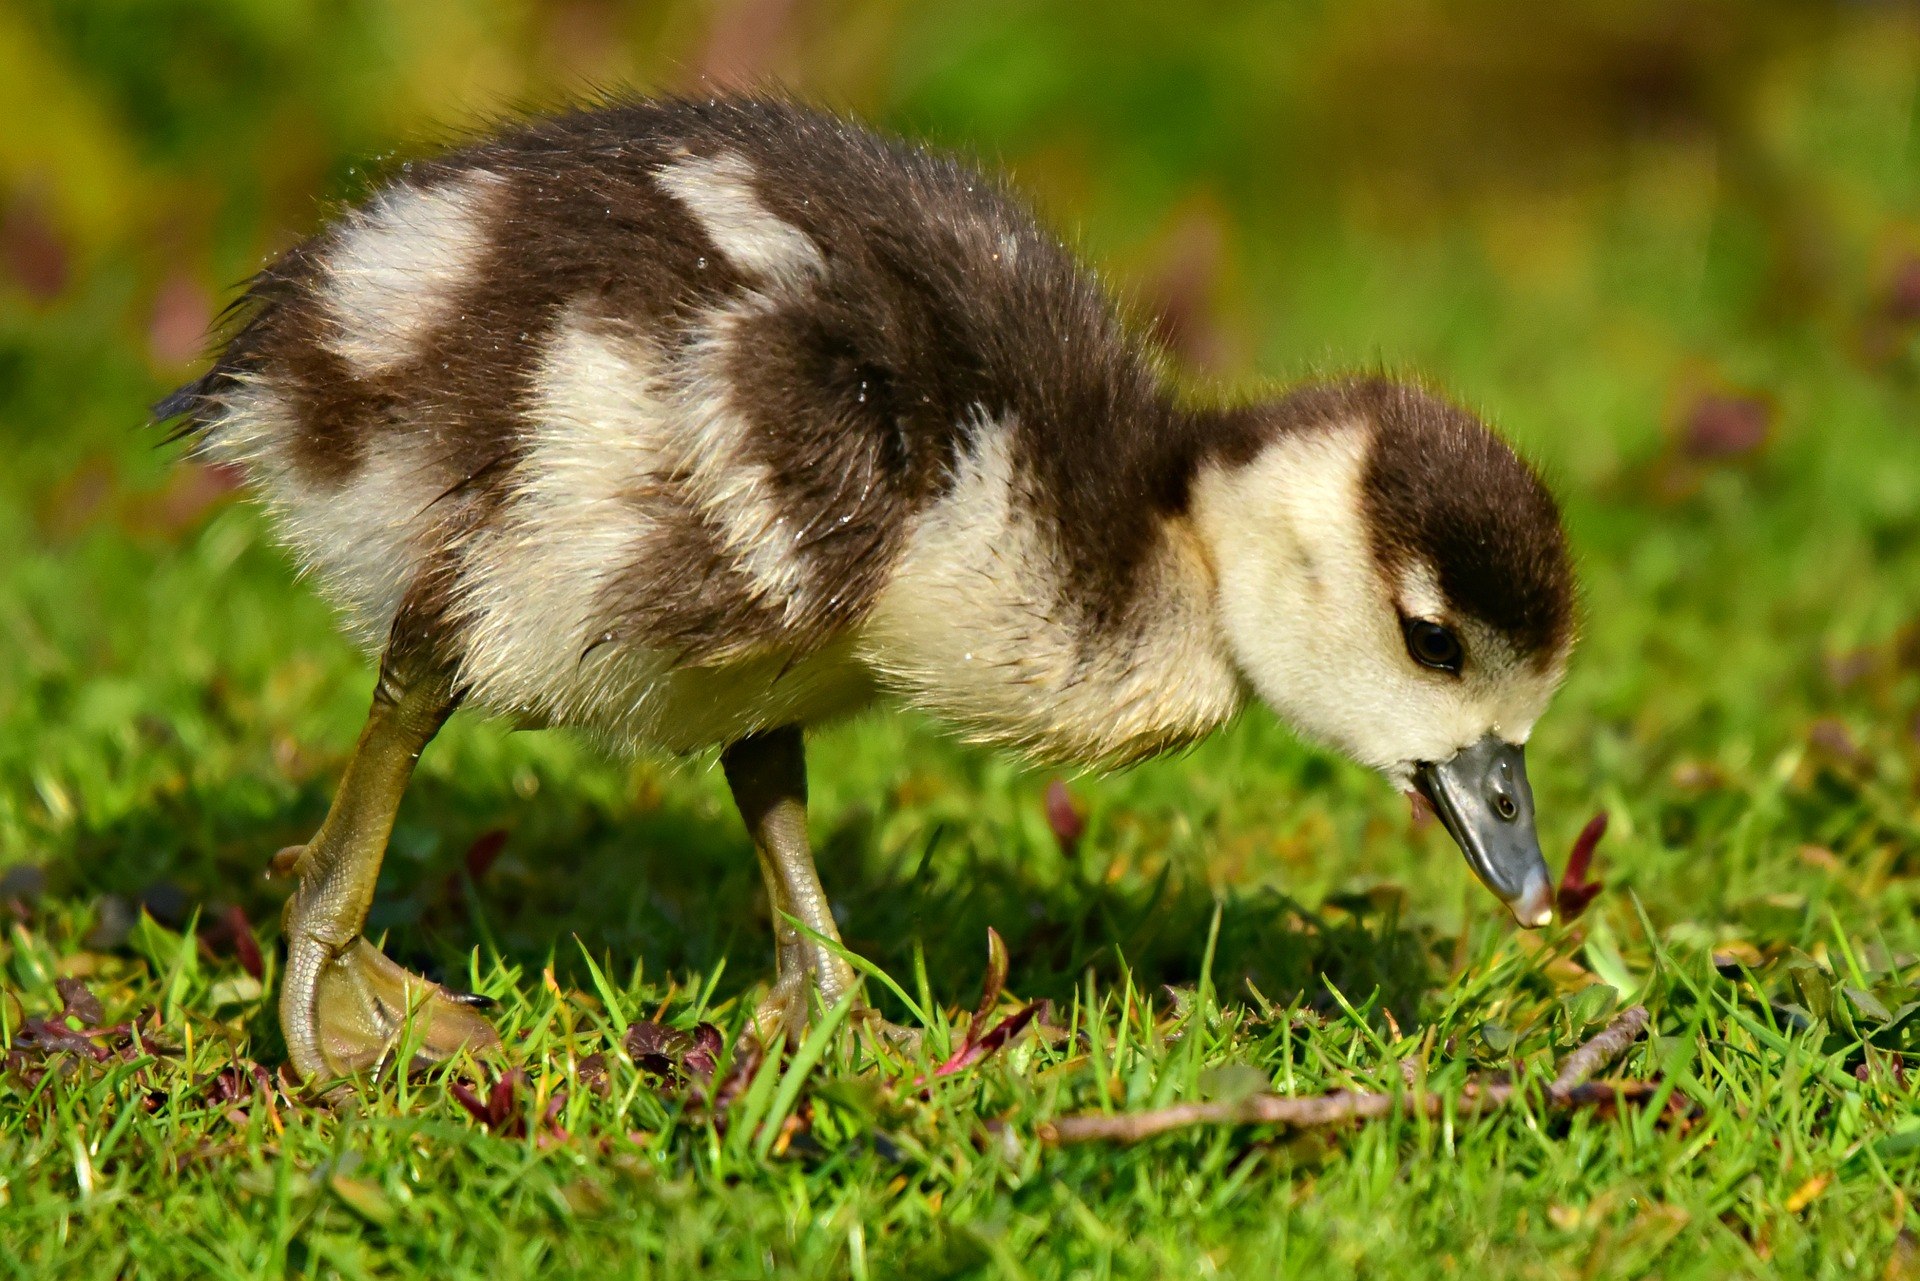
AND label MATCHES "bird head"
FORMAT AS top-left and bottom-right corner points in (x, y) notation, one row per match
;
(1193, 378), (1576, 926)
